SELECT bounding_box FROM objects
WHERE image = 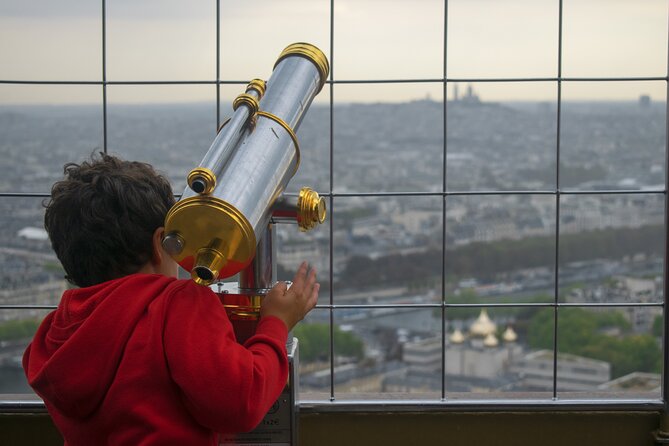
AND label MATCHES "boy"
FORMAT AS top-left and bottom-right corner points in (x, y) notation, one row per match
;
(23, 154), (319, 445)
